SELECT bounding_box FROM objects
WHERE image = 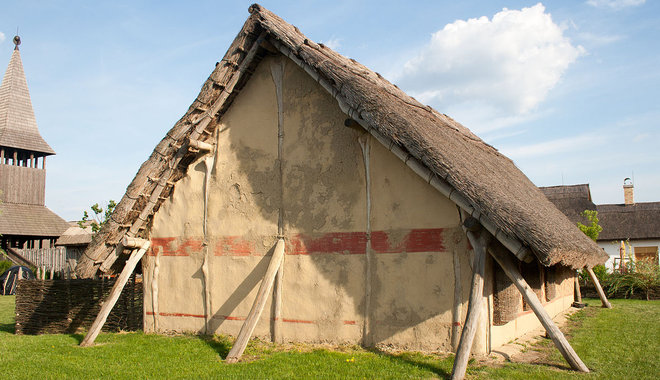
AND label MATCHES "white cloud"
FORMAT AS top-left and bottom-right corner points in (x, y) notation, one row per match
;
(586, 0), (646, 10)
(499, 134), (607, 159)
(394, 3), (583, 129)
(0, 32), (5, 43)
(322, 37), (341, 51)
